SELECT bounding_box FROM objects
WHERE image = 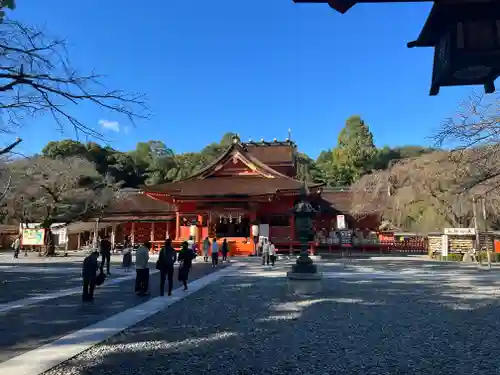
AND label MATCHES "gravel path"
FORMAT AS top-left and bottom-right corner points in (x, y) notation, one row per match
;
(41, 260), (500, 375)
(0, 259), (129, 303)
(0, 262), (229, 363)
